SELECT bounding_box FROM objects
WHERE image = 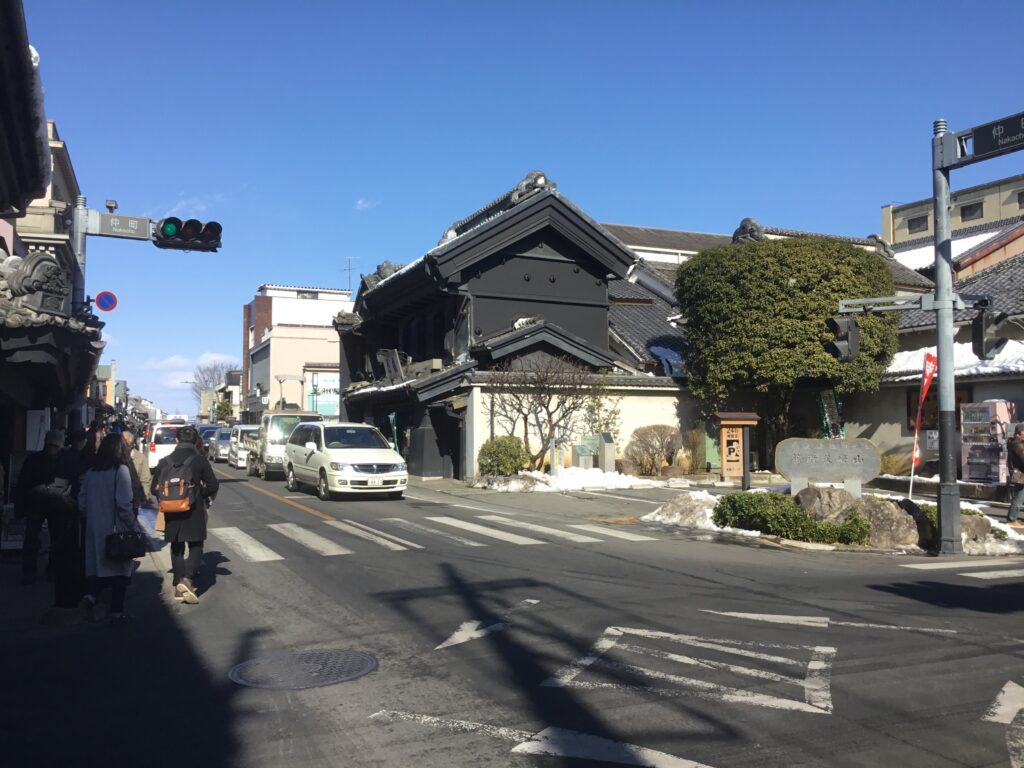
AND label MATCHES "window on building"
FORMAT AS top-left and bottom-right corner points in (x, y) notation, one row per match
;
(1017, 190), (1024, 209)
(297, 291), (318, 300)
(960, 202), (983, 221)
(906, 215), (928, 234)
